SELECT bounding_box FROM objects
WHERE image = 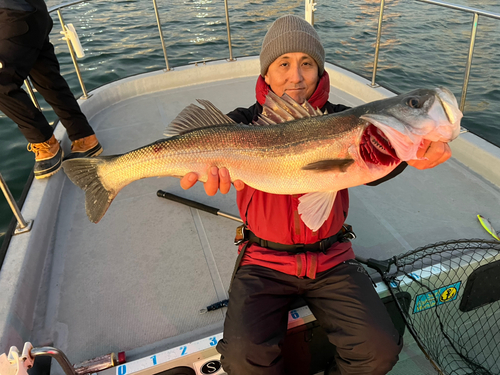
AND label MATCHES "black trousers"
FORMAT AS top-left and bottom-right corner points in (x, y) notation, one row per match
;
(216, 261), (403, 375)
(0, 7), (94, 143)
